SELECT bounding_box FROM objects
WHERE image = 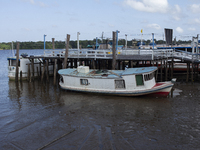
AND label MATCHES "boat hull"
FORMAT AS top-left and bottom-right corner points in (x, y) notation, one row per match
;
(59, 81), (173, 97)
